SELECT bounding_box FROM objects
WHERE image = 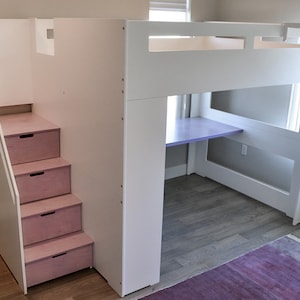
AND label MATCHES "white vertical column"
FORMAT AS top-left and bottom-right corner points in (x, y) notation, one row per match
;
(123, 97), (167, 296)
